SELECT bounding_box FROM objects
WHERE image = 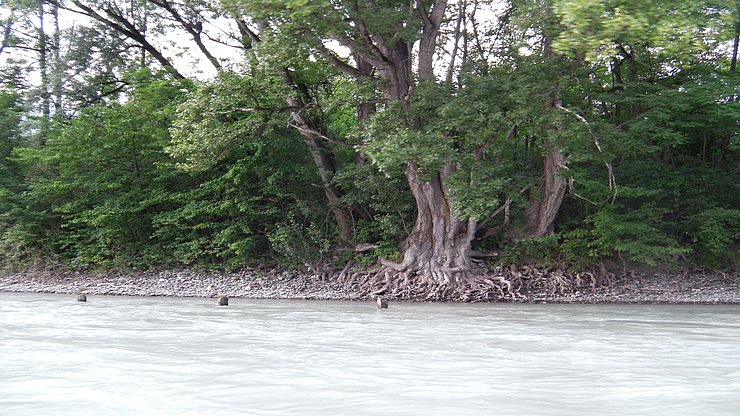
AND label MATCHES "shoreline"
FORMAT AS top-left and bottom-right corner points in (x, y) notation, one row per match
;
(2, 268), (740, 304)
